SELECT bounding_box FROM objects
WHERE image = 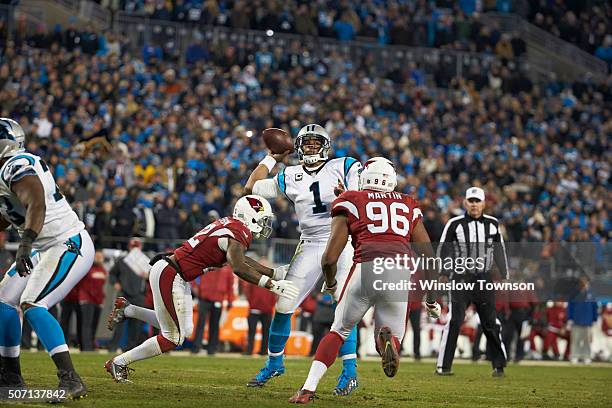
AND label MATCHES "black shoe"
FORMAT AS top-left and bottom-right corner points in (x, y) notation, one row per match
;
(435, 368), (454, 376)
(57, 370), (87, 400)
(492, 368), (505, 378)
(1, 368), (26, 388)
